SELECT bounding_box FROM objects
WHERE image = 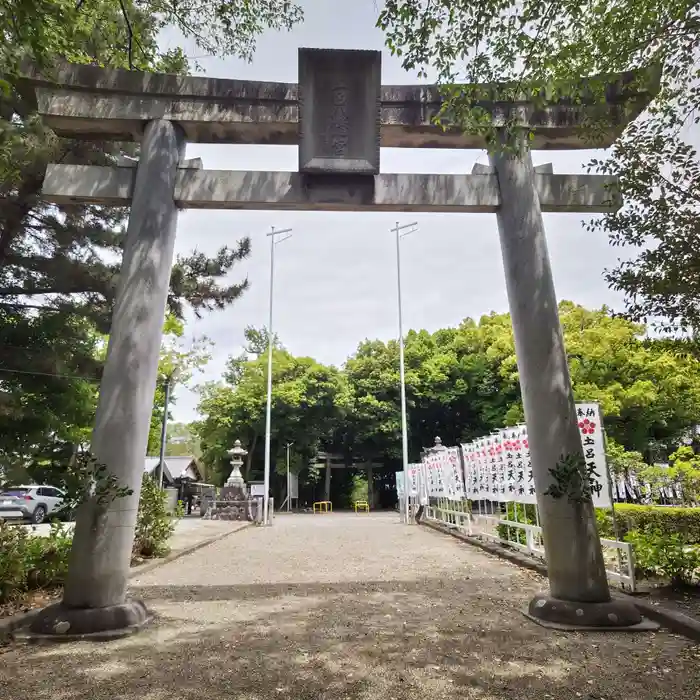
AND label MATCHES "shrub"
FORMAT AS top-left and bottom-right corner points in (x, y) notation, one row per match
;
(596, 504), (700, 544)
(351, 474), (368, 504)
(0, 523), (30, 601)
(667, 446), (700, 505)
(25, 523), (72, 589)
(625, 529), (700, 588)
(133, 476), (179, 559)
(0, 521), (72, 602)
(595, 508), (615, 539)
